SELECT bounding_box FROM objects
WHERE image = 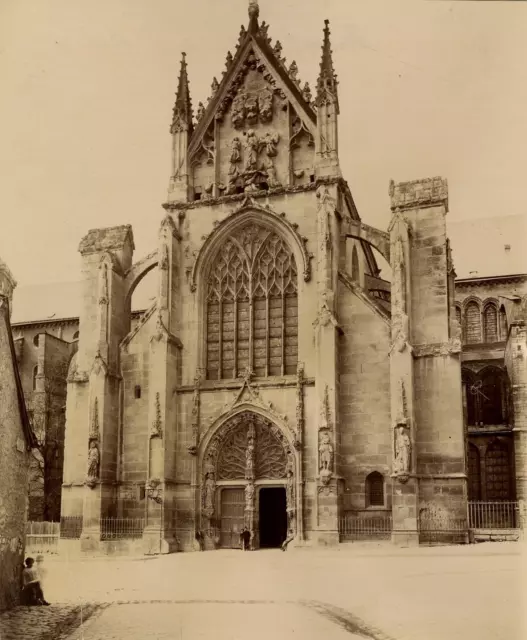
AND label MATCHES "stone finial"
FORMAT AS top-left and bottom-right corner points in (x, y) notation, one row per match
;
(316, 19), (338, 108)
(302, 82), (312, 103)
(225, 51), (233, 68)
(248, 0), (259, 19)
(211, 77), (219, 93)
(273, 40), (282, 57)
(389, 177), (449, 213)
